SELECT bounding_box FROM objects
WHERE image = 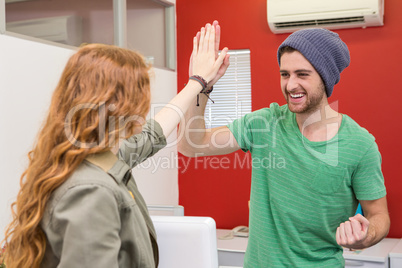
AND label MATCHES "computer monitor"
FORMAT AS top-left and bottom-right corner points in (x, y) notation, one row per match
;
(151, 216), (219, 268)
